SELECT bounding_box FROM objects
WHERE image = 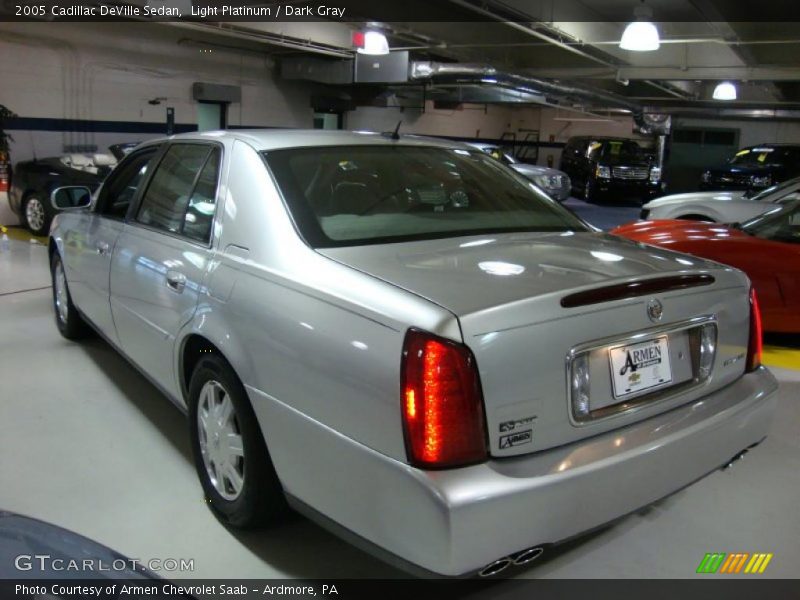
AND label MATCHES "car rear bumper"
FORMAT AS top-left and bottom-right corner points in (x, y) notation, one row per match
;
(251, 366), (777, 577)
